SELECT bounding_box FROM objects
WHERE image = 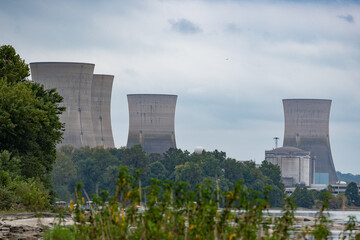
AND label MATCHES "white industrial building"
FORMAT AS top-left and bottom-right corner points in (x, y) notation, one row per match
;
(265, 146), (314, 187)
